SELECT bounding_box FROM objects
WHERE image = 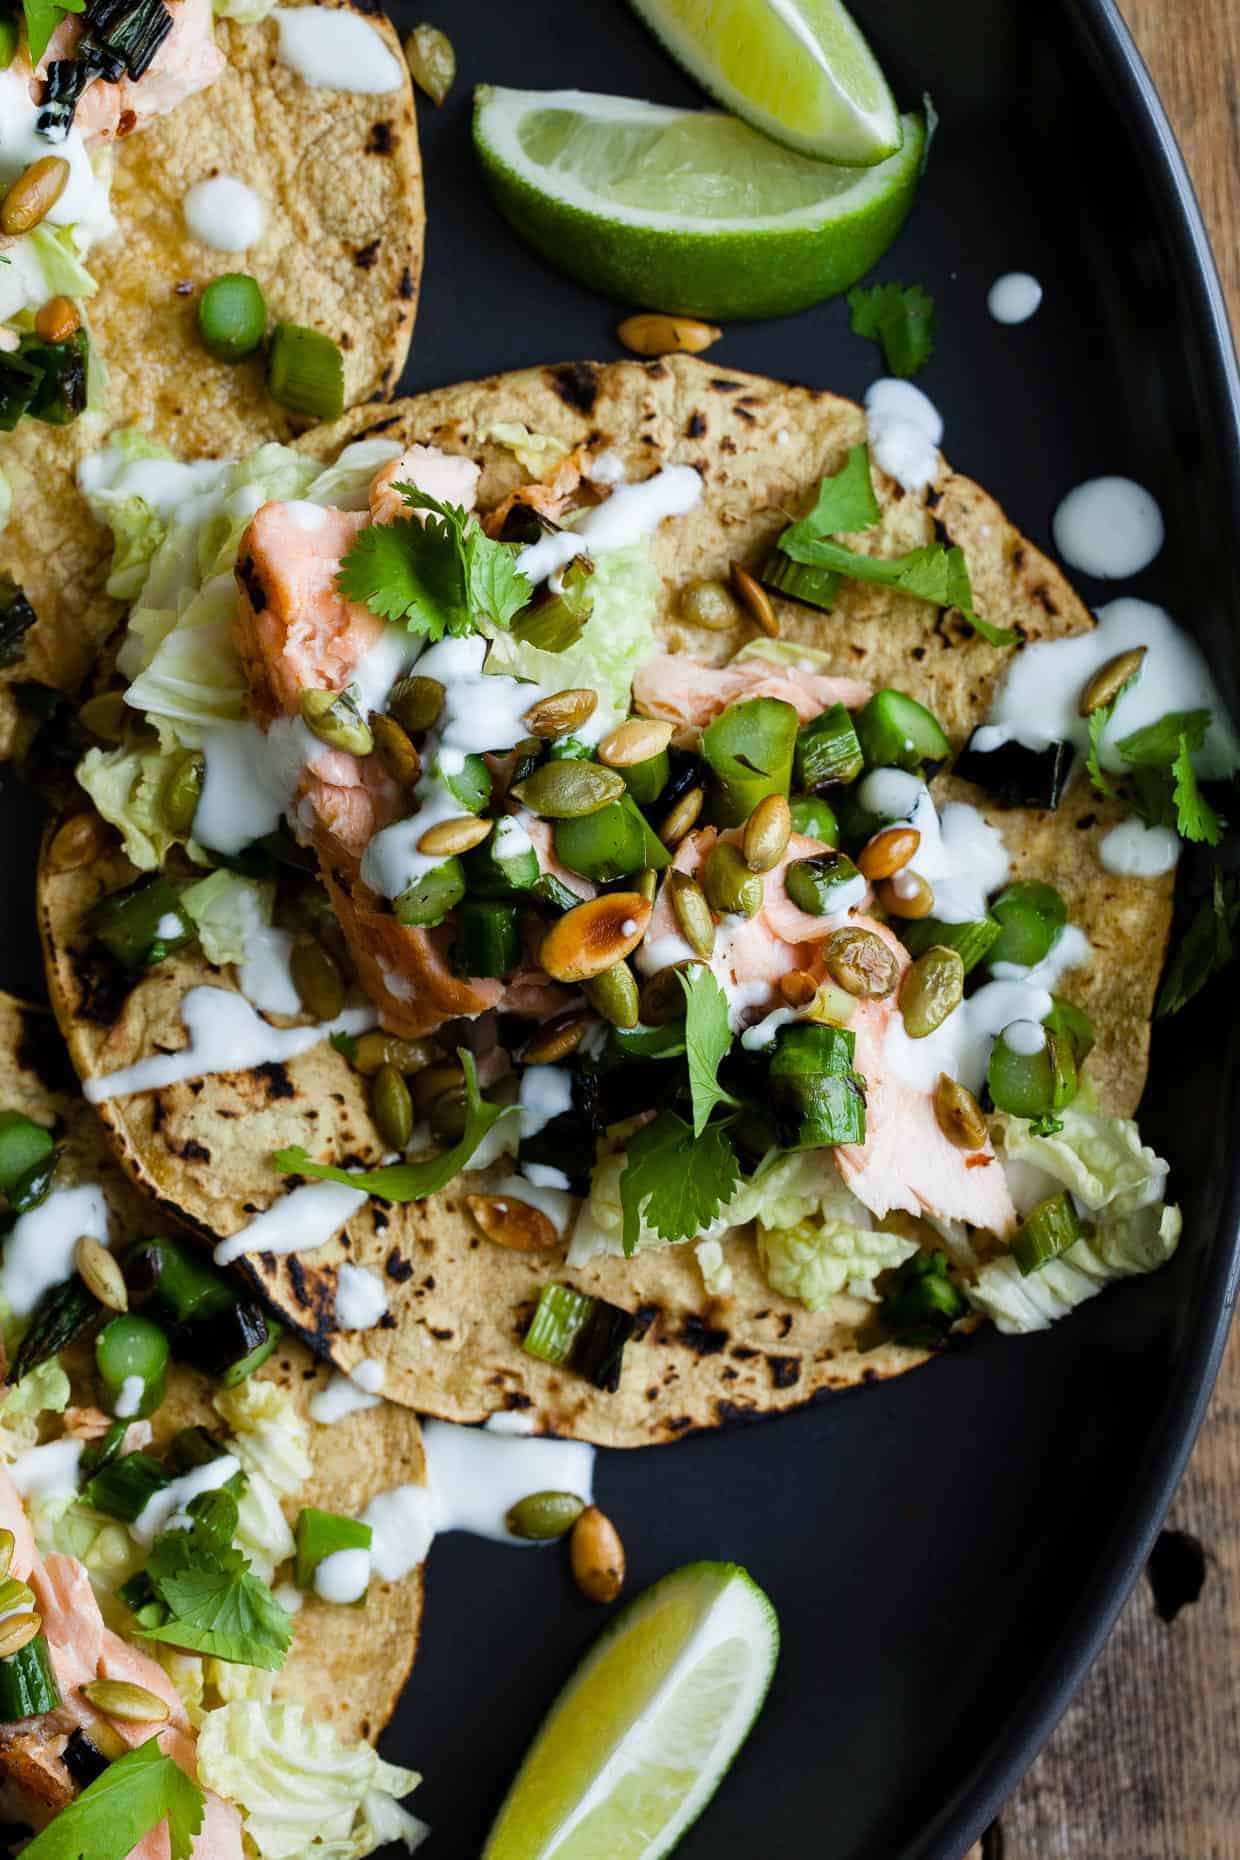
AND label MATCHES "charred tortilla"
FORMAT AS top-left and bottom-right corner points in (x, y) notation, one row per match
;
(0, 0), (423, 756)
(37, 356), (1174, 1445)
(0, 990), (425, 1752)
